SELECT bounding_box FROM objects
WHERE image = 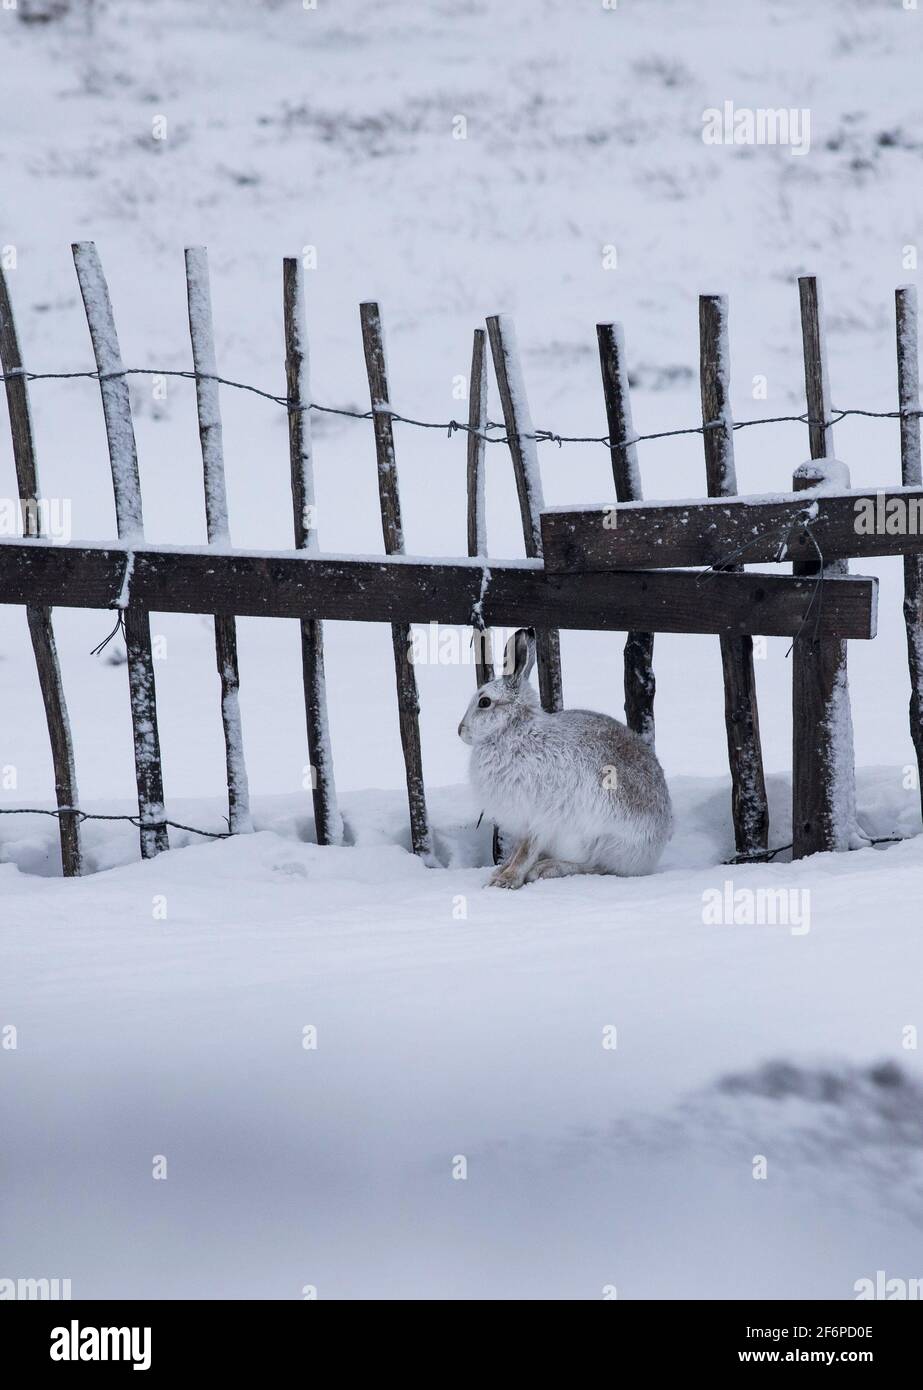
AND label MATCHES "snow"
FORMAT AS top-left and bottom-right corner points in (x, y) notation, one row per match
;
(545, 478), (923, 516)
(2, 769), (923, 1298)
(2, 0), (923, 1298)
(2, 534), (545, 568)
(794, 457), (852, 495)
